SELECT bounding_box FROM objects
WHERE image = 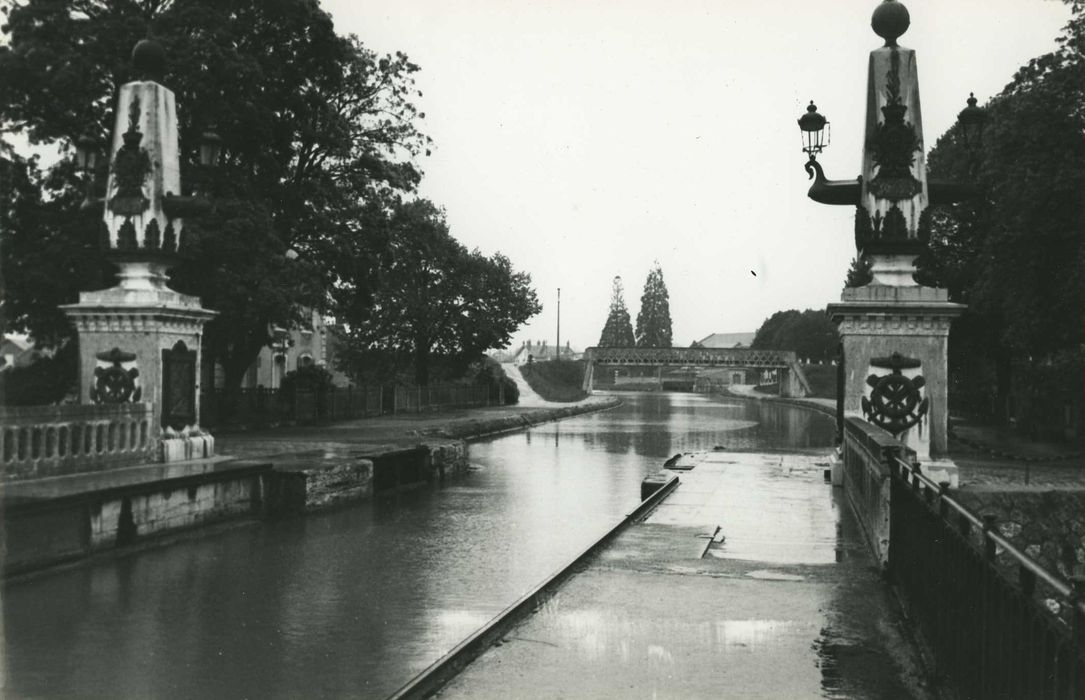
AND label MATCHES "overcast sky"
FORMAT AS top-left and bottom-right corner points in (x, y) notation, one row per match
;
(322, 0), (1070, 349)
